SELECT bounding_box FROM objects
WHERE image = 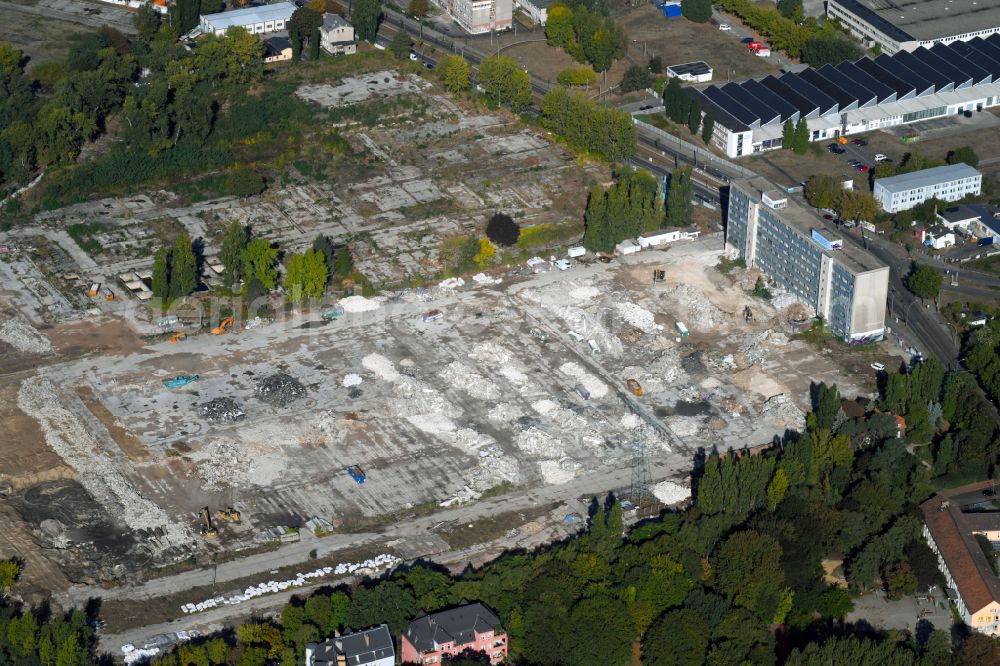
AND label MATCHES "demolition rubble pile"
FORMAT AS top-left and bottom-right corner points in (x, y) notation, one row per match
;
(199, 397), (245, 423)
(0, 316), (52, 354)
(180, 553), (401, 614)
(255, 373), (306, 407)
